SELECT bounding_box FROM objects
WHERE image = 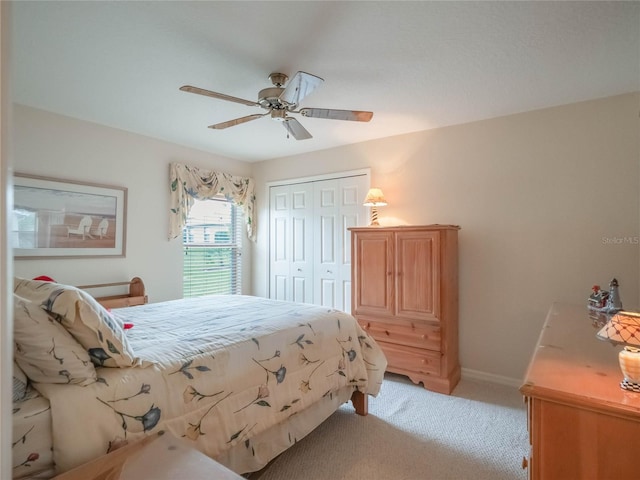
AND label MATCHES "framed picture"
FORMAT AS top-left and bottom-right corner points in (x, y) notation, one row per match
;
(13, 173), (127, 259)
